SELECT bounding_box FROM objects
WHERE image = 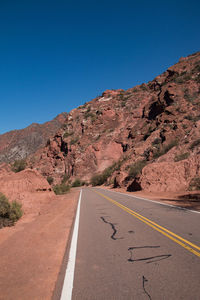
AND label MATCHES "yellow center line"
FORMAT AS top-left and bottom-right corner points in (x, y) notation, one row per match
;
(96, 191), (200, 251)
(94, 191), (200, 258)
